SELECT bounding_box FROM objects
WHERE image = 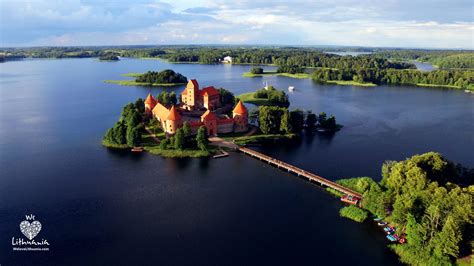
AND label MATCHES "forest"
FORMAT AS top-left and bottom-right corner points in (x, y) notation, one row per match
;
(336, 152), (473, 265)
(312, 68), (473, 89)
(135, 69), (187, 85)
